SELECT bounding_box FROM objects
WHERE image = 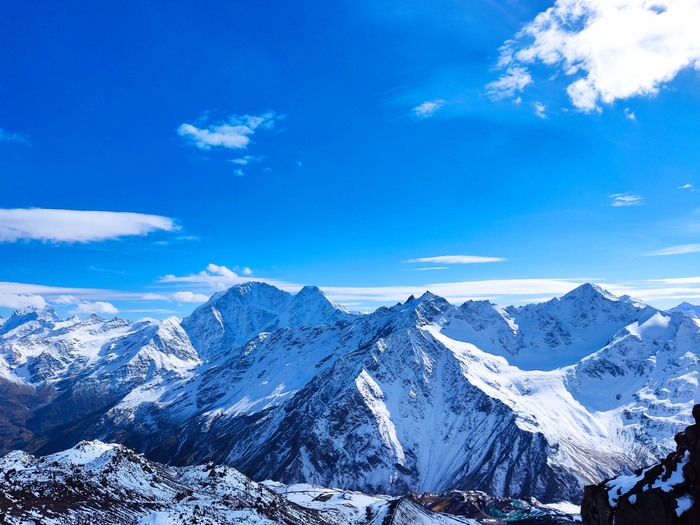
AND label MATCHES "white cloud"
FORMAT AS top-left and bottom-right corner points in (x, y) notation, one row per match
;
(412, 99), (446, 118)
(0, 128), (30, 145)
(679, 183), (694, 190)
(171, 291), (209, 303)
(159, 263), (296, 291)
(405, 255), (506, 264)
(229, 155), (262, 165)
(625, 108), (637, 121)
(0, 208), (178, 243)
(70, 301), (119, 316)
(645, 243), (700, 256)
(177, 112), (278, 150)
(242, 267), (253, 276)
(486, 66), (533, 99)
(534, 102), (547, 118)
(491, 0), (700, 111)
(54, 294), (118, 315)
(234, 169), (245, 177)
(0, 293), (47, 309)
(610, 193), (644, 206)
